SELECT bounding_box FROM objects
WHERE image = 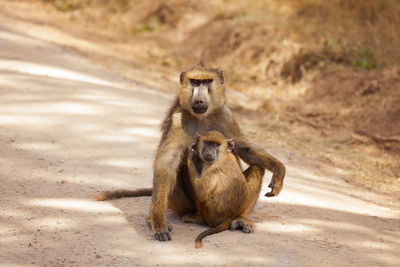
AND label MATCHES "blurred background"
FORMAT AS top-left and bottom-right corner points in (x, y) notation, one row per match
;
(2, 0), (399, 196)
